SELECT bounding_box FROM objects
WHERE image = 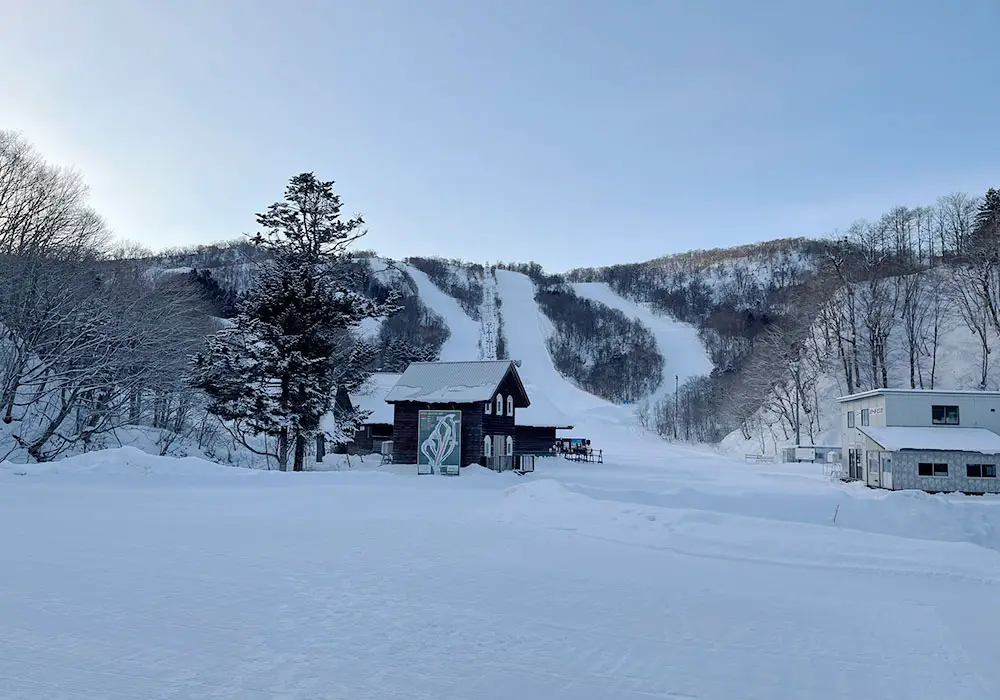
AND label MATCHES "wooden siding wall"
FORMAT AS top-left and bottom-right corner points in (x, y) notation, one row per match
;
(392, 403), (485, 467)
(351, 423), (394, 454)
(514, 426), (557, 455)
